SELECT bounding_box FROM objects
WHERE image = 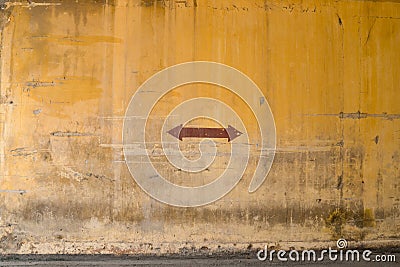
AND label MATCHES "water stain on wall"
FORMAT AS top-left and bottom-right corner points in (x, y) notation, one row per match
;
(0, 0), (399, 254)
